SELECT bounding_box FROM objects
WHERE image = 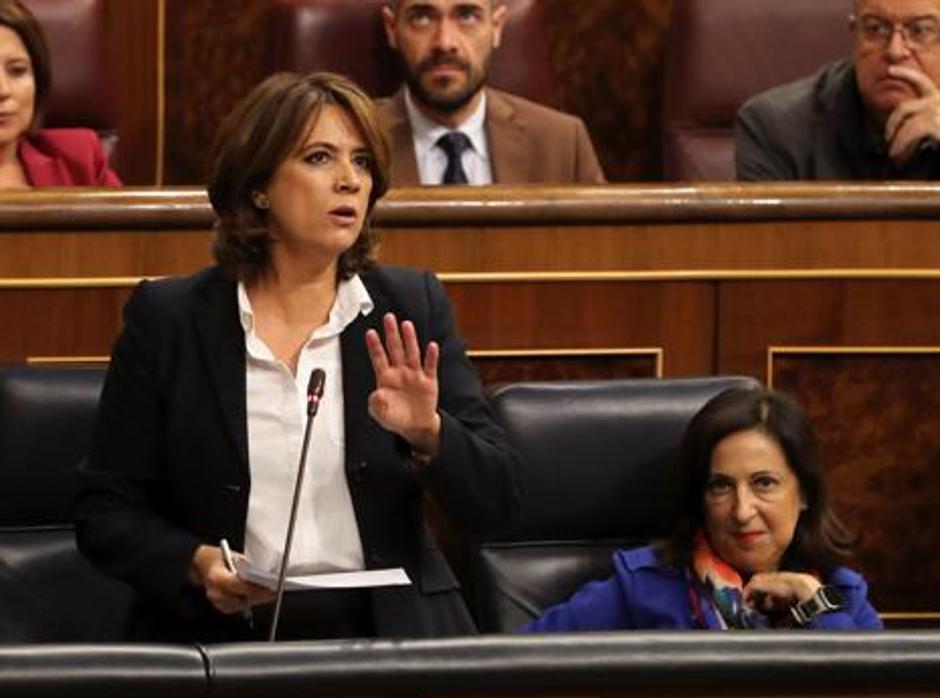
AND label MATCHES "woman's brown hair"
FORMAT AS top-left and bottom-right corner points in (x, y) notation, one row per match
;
(207, 71), (390, 283)
(0, 0), (51, 126)
(660, 387), (855, 573)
